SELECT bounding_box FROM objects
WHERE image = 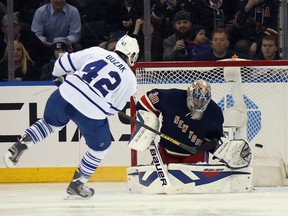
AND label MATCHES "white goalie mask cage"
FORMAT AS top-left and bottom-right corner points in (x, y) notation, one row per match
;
(115, 35), (139, 66)
(187, 80), (212, 120)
